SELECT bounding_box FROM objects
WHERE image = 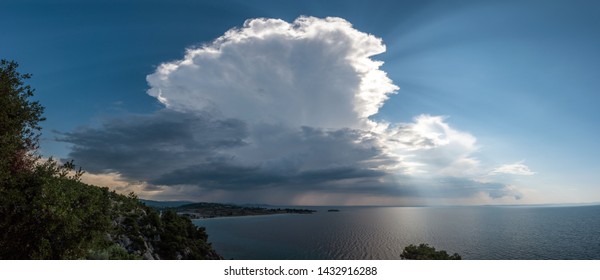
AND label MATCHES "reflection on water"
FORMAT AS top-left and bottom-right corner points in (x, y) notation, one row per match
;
(193, 205), (600, 259)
